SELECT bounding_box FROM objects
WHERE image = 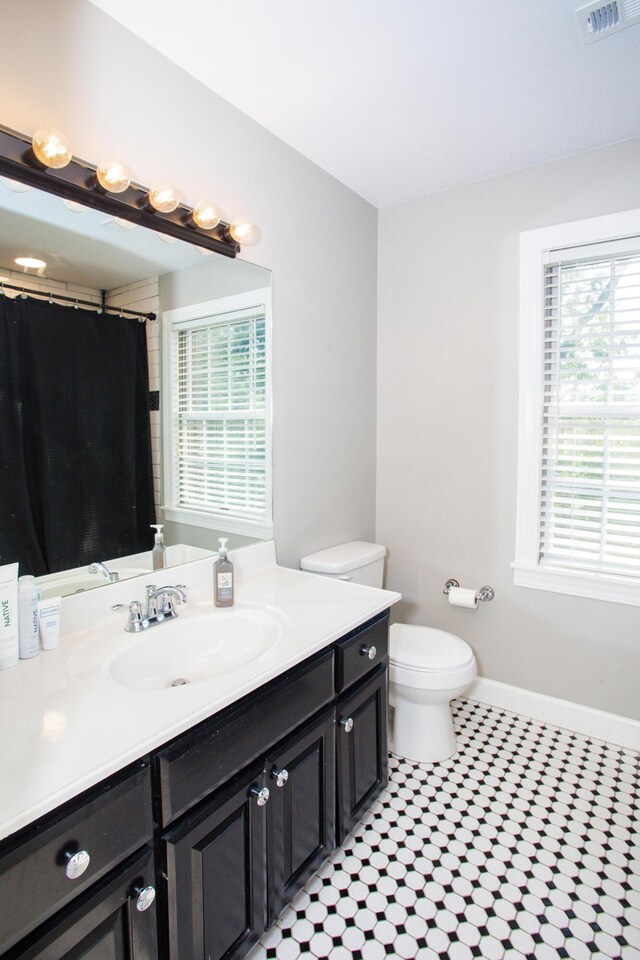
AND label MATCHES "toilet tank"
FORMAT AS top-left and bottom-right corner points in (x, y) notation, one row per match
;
(300, 541), (386, 587)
